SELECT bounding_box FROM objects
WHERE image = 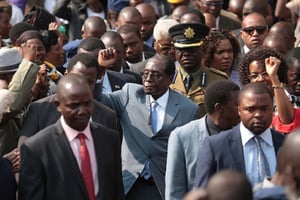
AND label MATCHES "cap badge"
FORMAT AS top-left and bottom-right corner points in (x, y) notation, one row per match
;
(184, 27), (195, 39)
